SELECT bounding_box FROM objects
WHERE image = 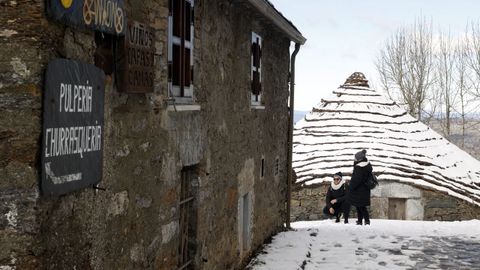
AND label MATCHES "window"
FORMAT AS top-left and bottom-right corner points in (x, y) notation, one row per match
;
(261, 157), (265, 178)
(251, 32), (262, 105)
(168, 0), (194, 103)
